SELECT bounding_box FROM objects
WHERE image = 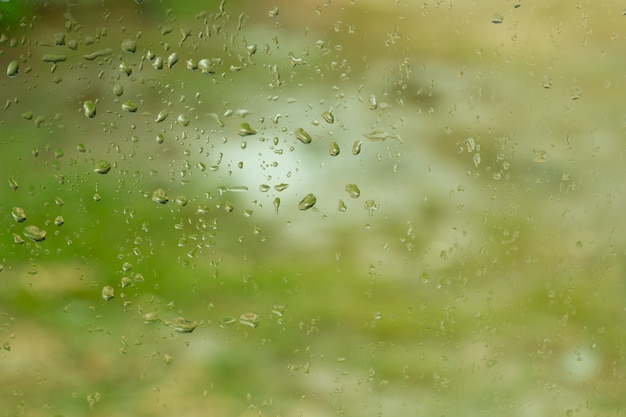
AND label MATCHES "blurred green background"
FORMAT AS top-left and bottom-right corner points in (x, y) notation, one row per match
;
(1, 0), (626, 416)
